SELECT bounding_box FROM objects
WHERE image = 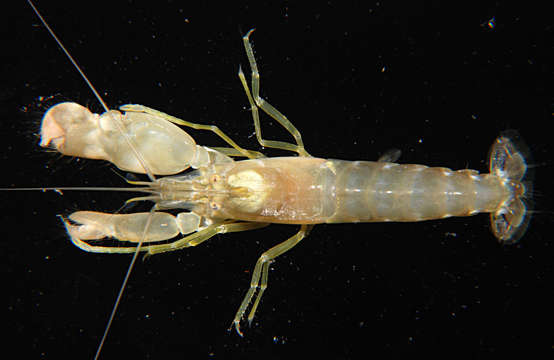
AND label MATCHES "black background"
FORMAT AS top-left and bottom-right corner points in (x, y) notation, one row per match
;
(2, 1), (552, 359)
